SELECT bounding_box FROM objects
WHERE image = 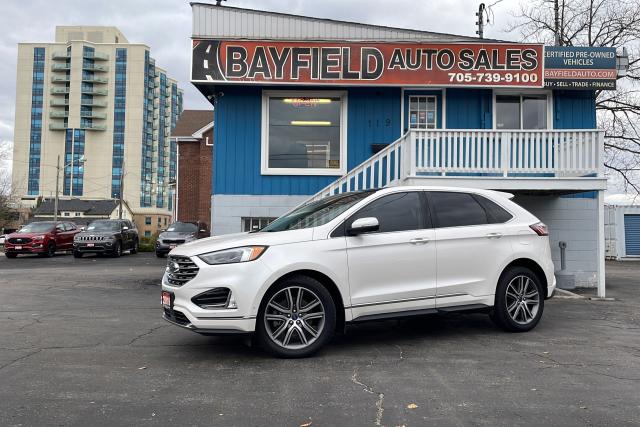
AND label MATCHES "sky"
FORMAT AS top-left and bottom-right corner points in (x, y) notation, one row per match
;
(0, 0), (631, 198)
